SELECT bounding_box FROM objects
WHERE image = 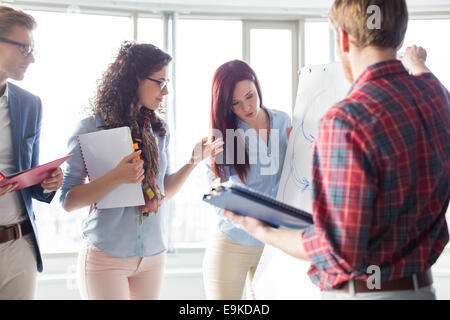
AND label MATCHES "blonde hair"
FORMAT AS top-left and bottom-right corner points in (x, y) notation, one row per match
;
(329, 0), (408, 49)
(0, 4), (36, 37)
